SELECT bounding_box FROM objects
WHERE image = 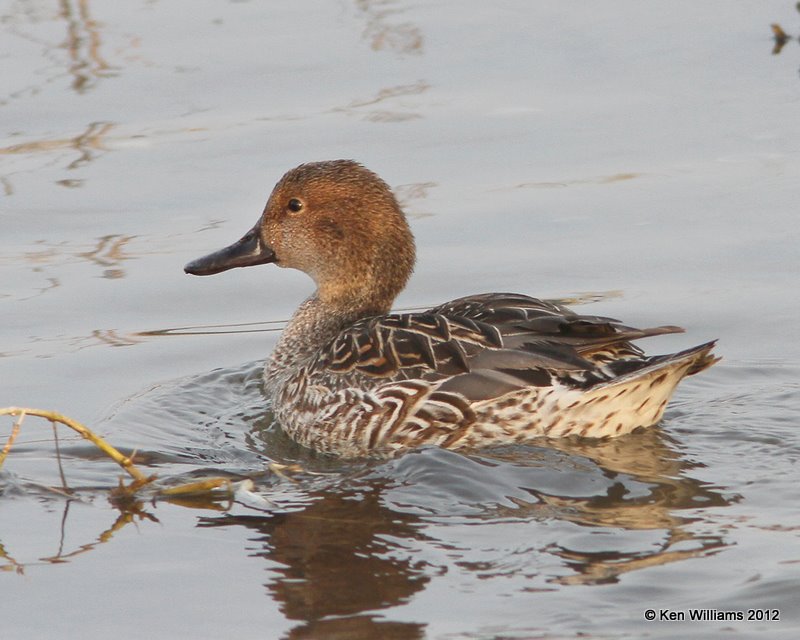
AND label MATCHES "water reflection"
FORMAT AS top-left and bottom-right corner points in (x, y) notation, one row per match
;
(1, 233), (137, 321)
(199, 486), (430, 639)
(394, 181), (438, 219)
(2, 387), (737, 637)
(770, 4), (800, 57)
(59, 0), (117, 93)
(1, 0), (117, 189)
(76, 233), (136, 277)
(0, 494), (155, 574)
(355, 0), (424, 56)
(1, 1), (102, 105)
(1, 121), (114, 167)
(532, 432), (732, 585)
(333, 80), (430, 122)
(771, 23), (792, 55)
(0, 121), (114, 179)
(194, 428), (734, 635)
(502, 171), (643, 190)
